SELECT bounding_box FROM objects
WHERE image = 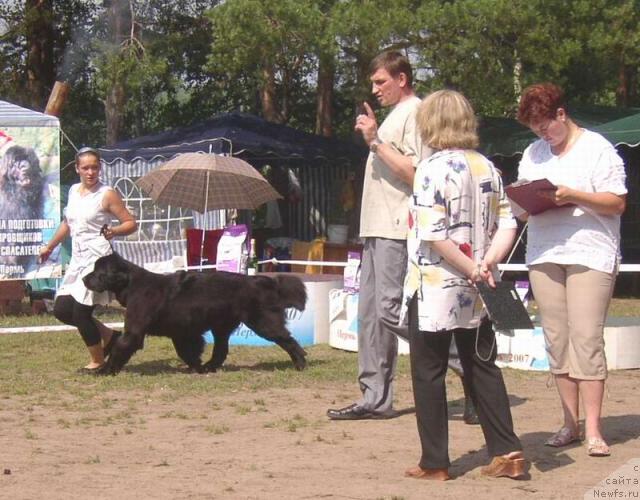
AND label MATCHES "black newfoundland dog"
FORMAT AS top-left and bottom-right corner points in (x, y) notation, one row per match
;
(83, 253), (307, 375)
